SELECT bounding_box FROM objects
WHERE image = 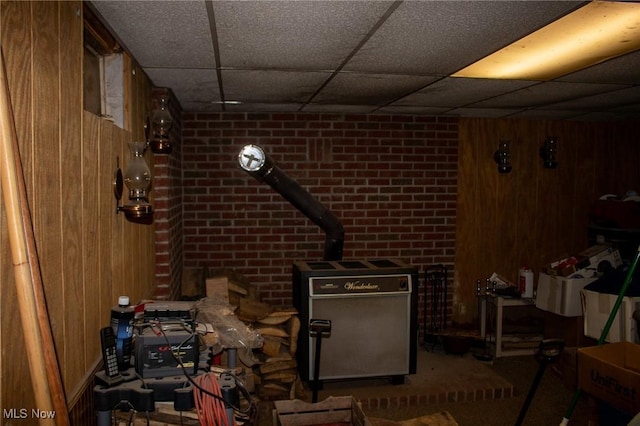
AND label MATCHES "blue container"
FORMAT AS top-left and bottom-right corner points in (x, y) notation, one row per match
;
(110, 296), (135, 371)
